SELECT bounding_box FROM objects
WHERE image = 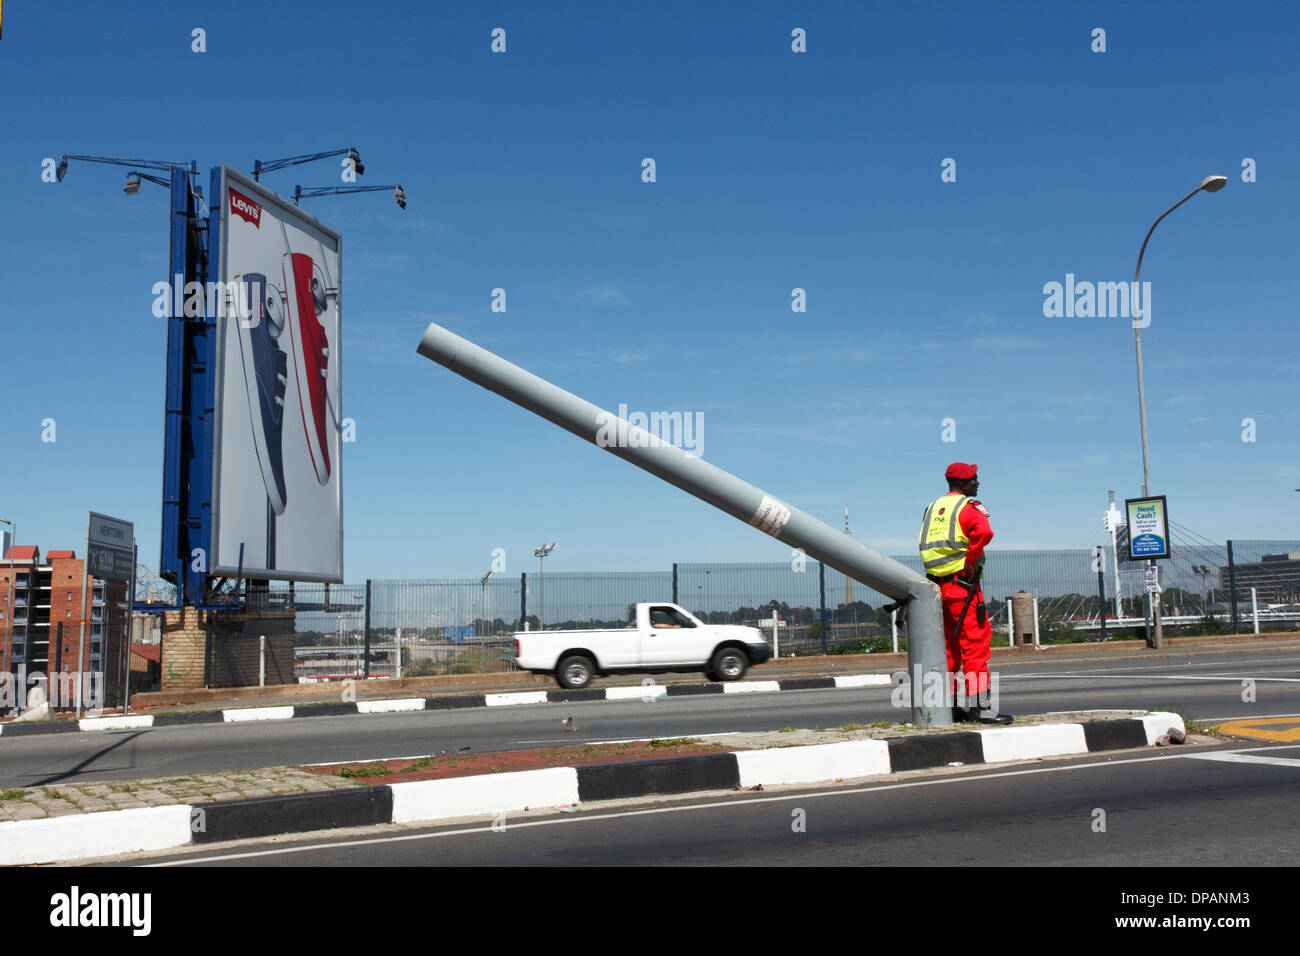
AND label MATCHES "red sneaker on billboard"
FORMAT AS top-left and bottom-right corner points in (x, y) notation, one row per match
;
(282, 252), (331, 485)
